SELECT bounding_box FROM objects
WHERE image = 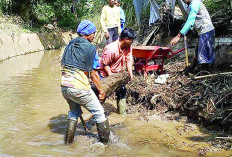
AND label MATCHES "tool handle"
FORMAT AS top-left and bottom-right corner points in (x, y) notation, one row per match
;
(184, 36), (190, 66)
